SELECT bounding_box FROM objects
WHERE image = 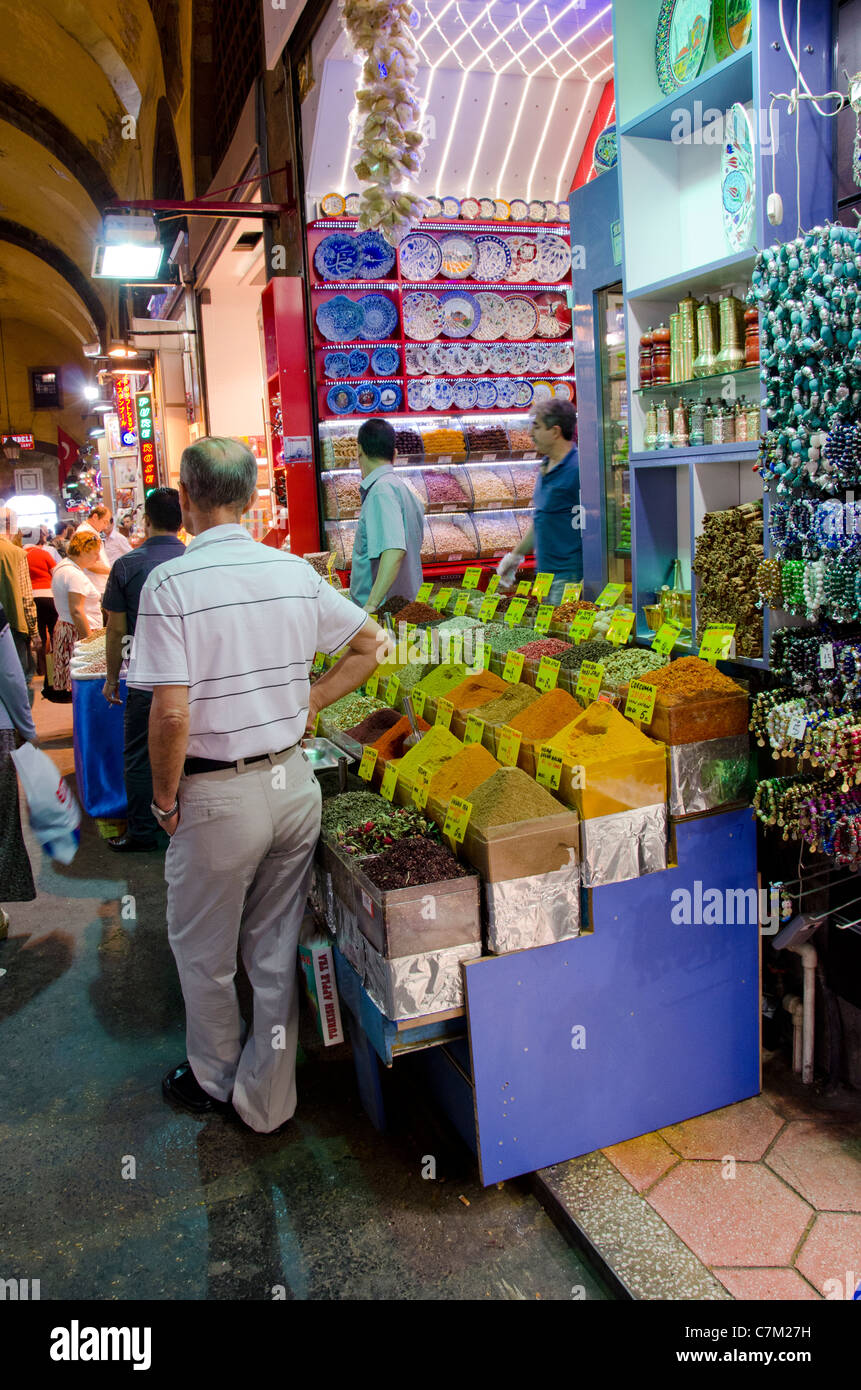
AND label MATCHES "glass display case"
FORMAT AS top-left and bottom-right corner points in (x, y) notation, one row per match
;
(599, 286), (630, 589)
